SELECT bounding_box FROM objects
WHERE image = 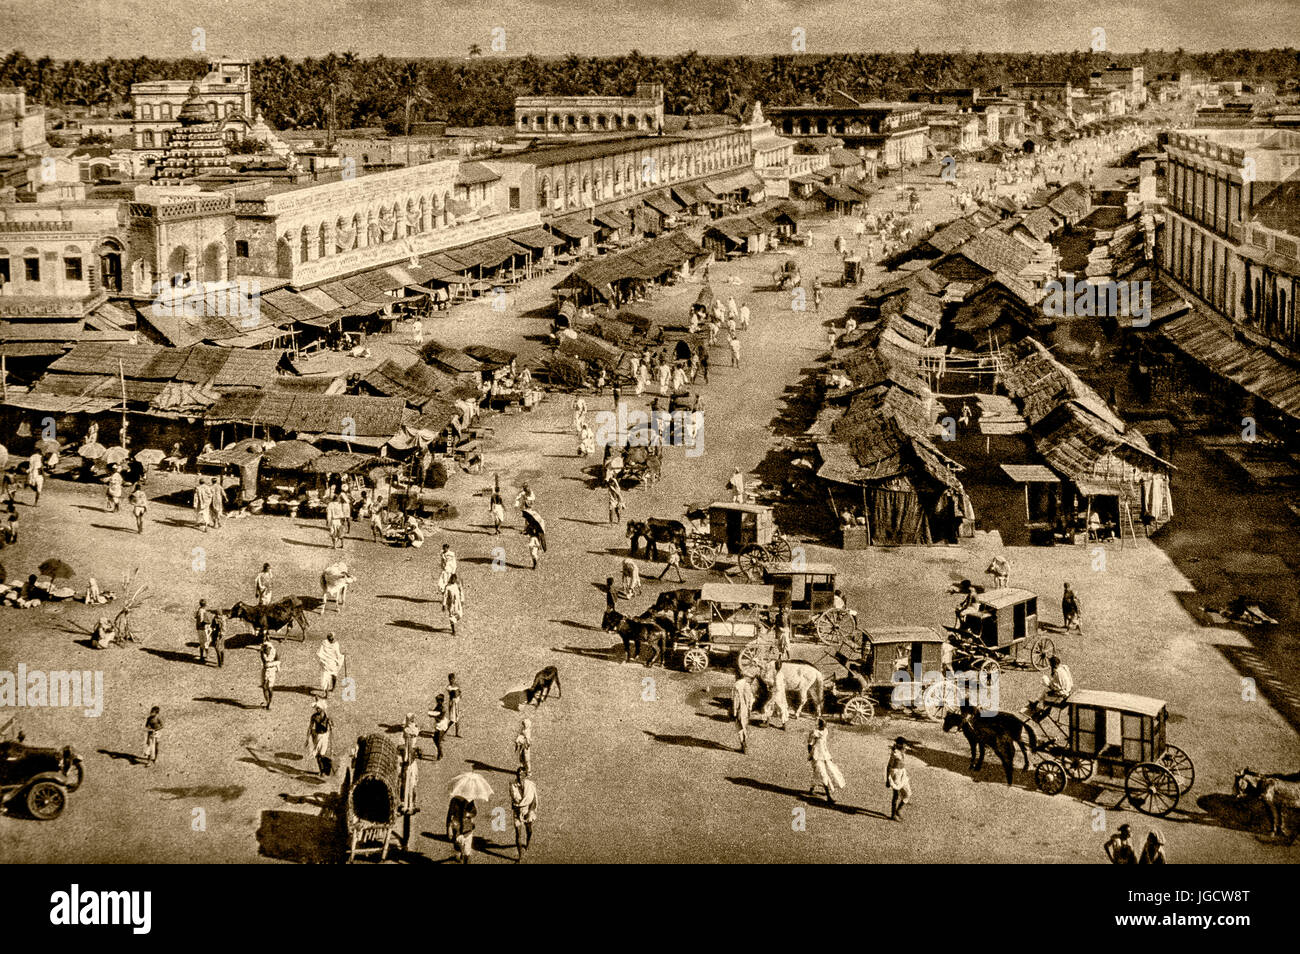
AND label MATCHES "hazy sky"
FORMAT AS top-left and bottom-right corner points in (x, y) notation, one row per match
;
(2, 0), (1294, 59)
